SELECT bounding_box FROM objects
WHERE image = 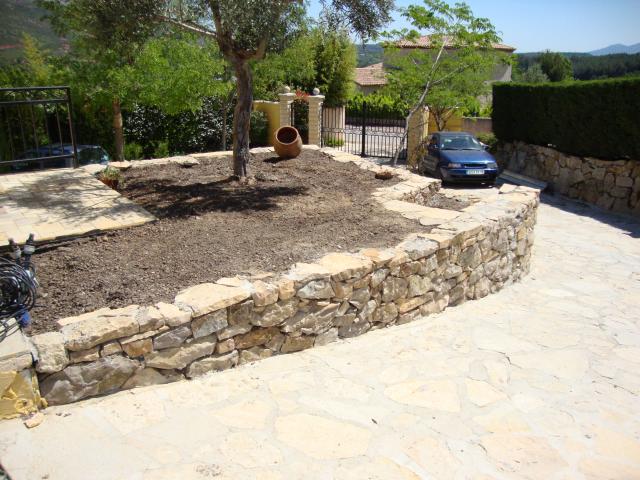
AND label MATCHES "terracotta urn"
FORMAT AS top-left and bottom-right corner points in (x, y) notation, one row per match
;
(273, 126), (303, 159)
